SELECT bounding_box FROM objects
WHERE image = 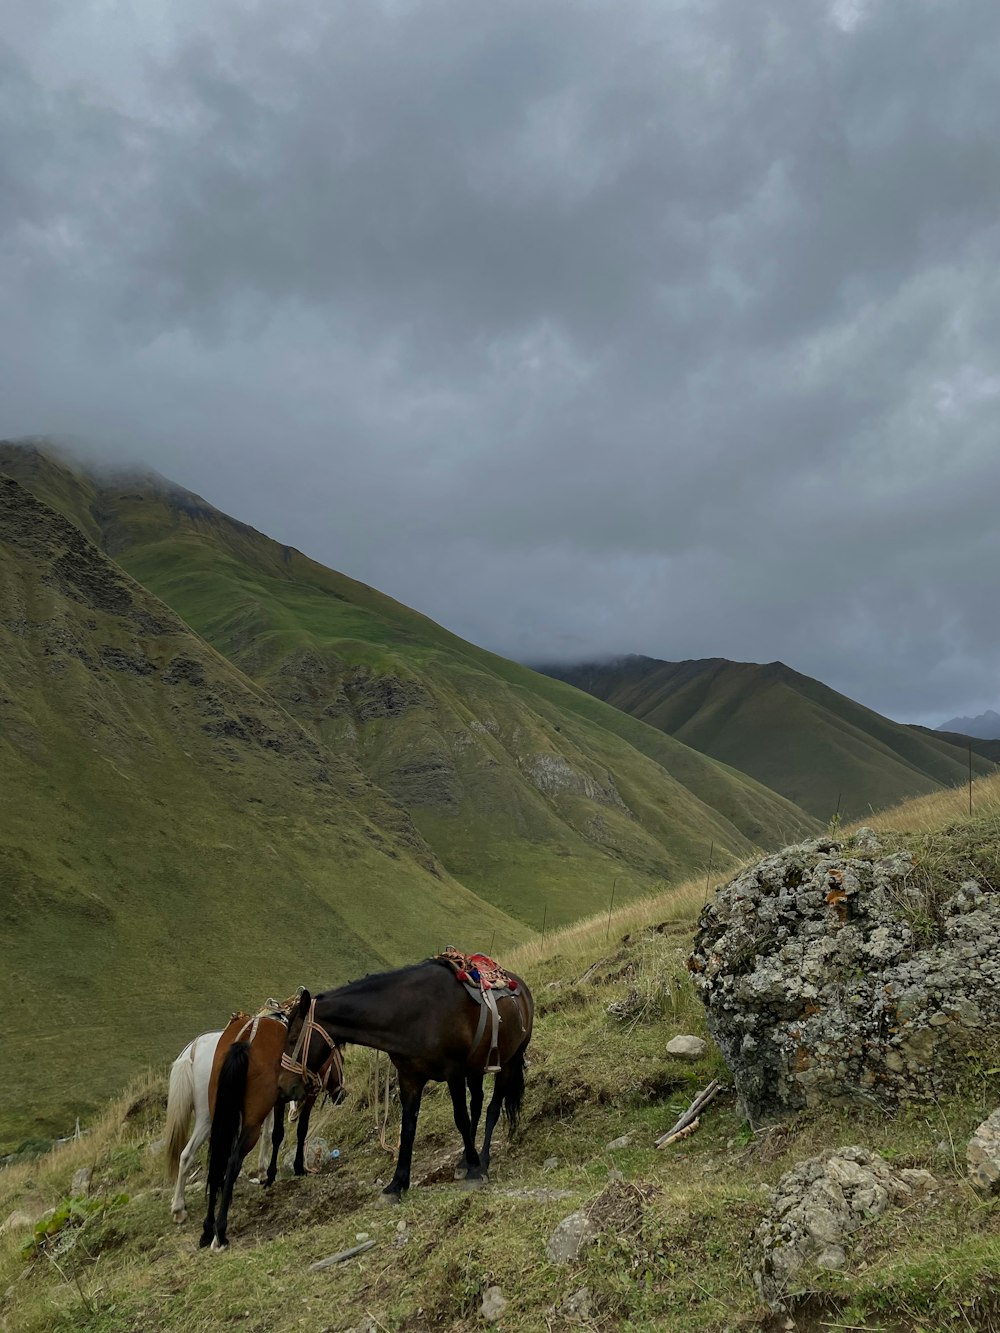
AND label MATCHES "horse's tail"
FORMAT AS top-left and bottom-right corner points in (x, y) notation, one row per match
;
(165, 1049), (195, 1182)
(207, 1042), (250, 1189)
(502, 1042), (527, 1137)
